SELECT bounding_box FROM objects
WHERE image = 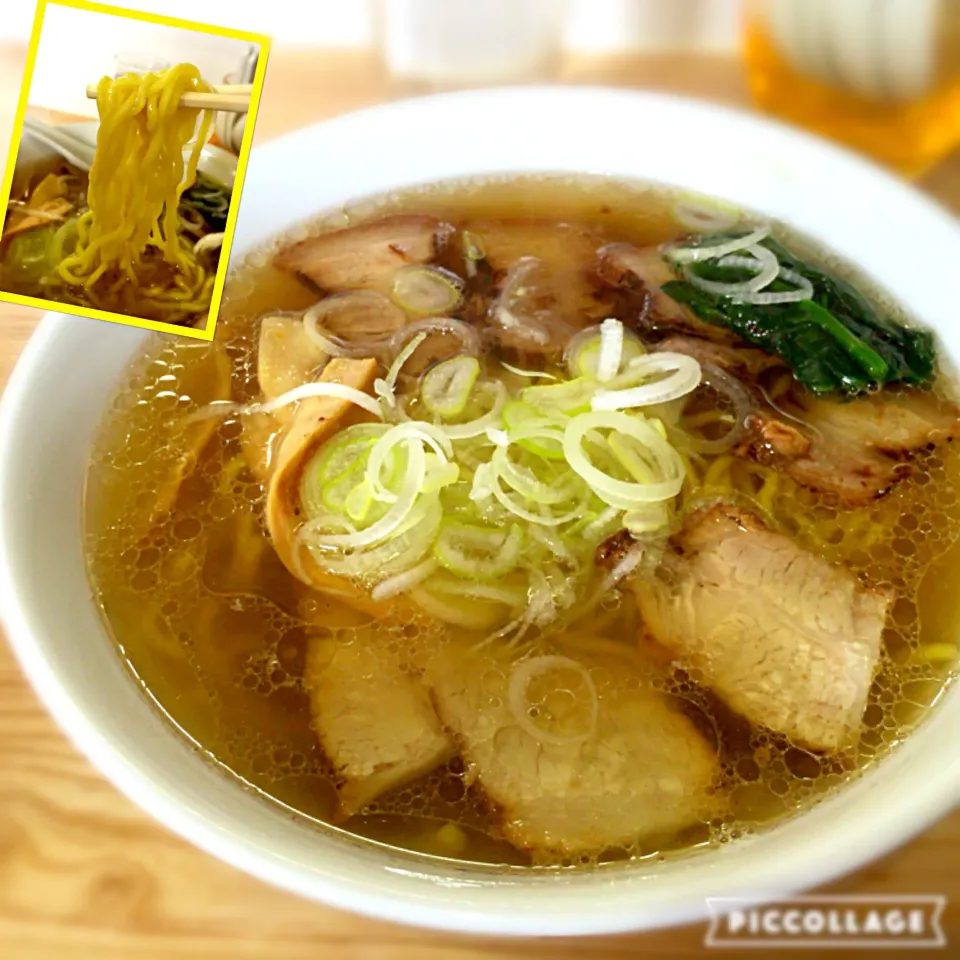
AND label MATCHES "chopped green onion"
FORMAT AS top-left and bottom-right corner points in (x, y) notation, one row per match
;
(392, 265), (463, 315)
(300, 425), (385, 520)
(375, 331), (428, 408)
(503, 401), (565, 459)
(344, 479), (374, 521)
(491, 441), (581, 505)
(596, 318), (625, 382)
(421, 356), (480, 418)
(521, 378), (595, 416)
(500, 361), (558, 381)
(563, 411), (685, 509)
(365, 421), (453, 503)
(311, 440), (426, 549)
(409, 577), (512, 629)
(565, 323), (644, 380)
(442, 380), (508, 440)
(462, 230), (486, 262)
(434, 520), (524, 580)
